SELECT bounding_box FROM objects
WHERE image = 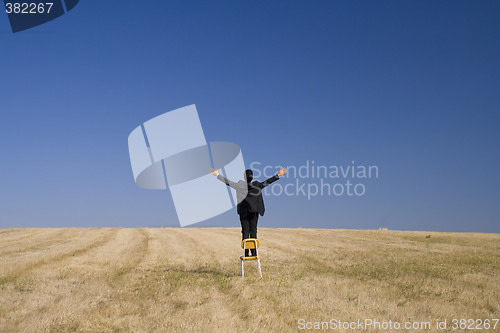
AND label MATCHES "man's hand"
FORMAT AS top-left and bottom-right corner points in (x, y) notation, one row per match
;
(277, 168), (287, 177)
(210, 168), (219, 176)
